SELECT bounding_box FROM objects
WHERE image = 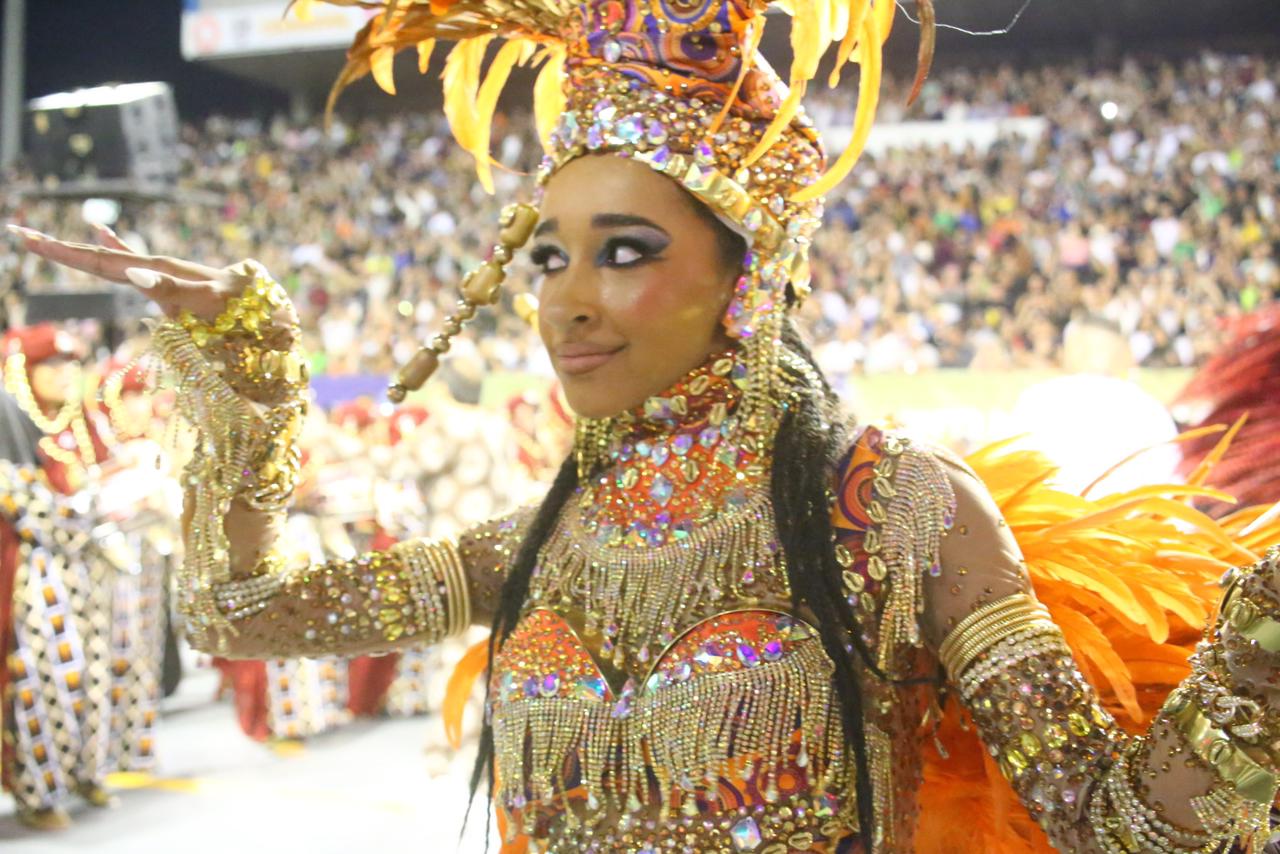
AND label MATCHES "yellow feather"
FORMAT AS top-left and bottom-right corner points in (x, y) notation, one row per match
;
(1034, 560), (1148, 628)
(829, 0), (871, 88)
(1147, 588), (1209, 629)
(417, 38), (436, 74)
(792, 9), (880, 202)
(442, 36), (493, 153)
(533, 46), (567, 147)
(873, 0), (895, 45)
(1186, 412), (1248, 487)
(370, 45), (398, 95)
(472, 39), (535, 193)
